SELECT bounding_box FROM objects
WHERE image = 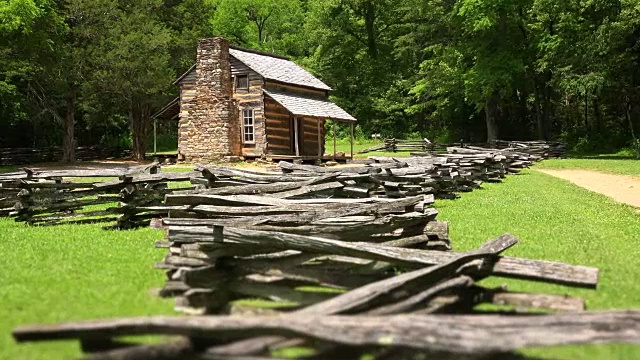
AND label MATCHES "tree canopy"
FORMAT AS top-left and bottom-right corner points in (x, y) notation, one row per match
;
(1, 0), (639, 159)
